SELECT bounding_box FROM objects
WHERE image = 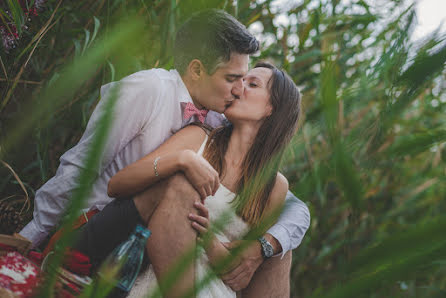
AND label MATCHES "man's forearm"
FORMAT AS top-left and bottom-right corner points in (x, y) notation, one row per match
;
(263, 233), (282, 255)
(19, 163), (82, 248)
